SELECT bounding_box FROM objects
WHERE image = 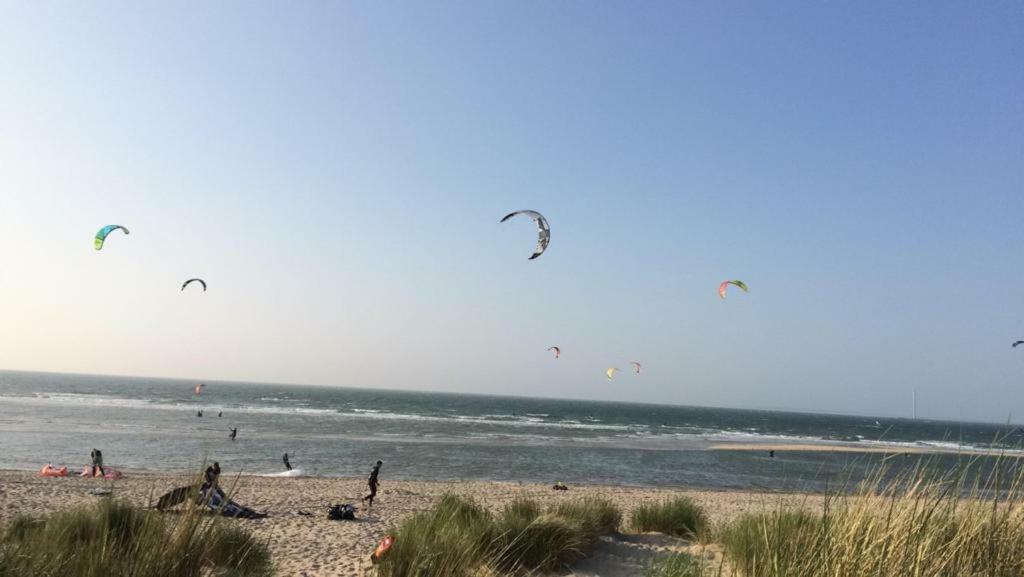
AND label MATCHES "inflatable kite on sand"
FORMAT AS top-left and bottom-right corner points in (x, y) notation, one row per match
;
(154, 485), (267, 519)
